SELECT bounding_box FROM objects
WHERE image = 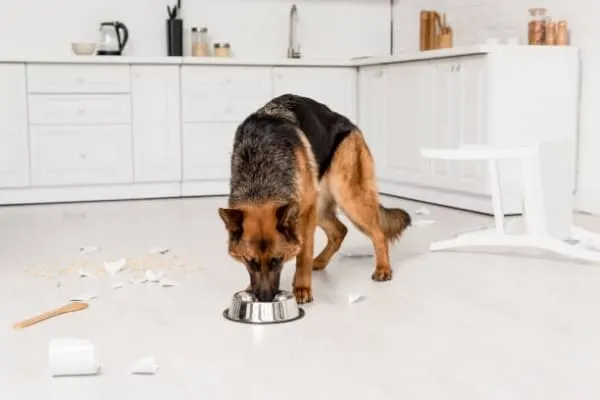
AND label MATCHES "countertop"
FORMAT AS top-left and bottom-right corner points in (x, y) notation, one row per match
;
(0, 46), (495, 67)
(0, 45), (578, 67)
